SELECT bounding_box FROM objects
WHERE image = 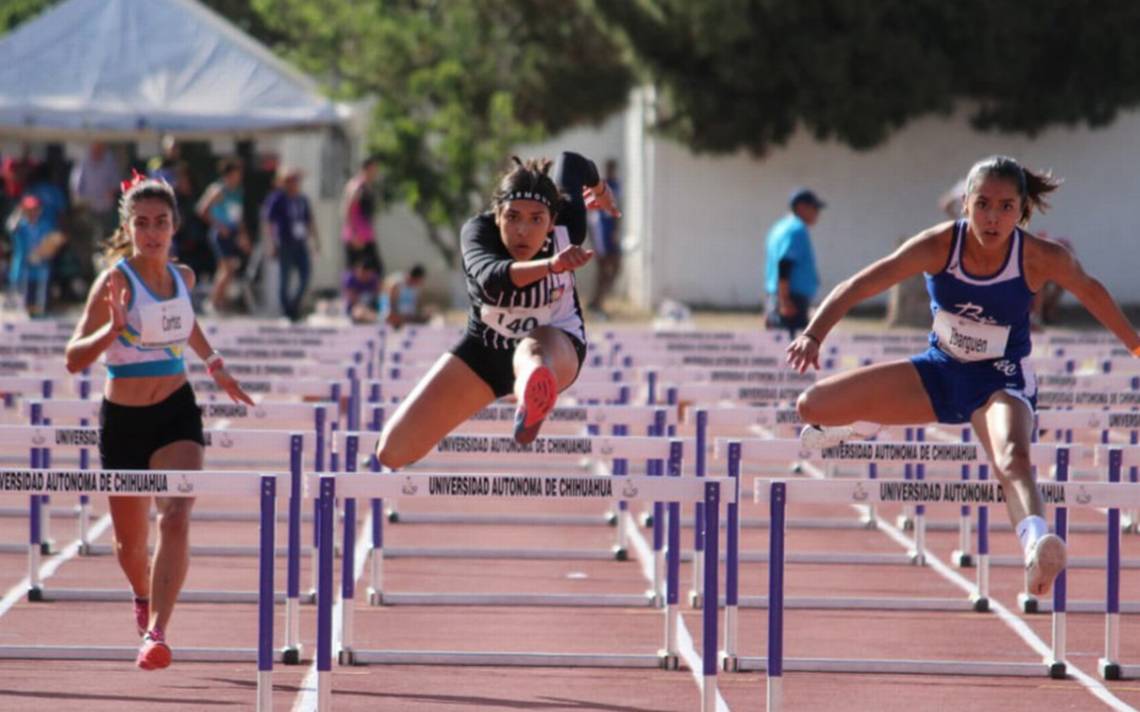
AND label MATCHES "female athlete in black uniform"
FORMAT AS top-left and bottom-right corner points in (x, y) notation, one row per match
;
(376, 152), (618, 467)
